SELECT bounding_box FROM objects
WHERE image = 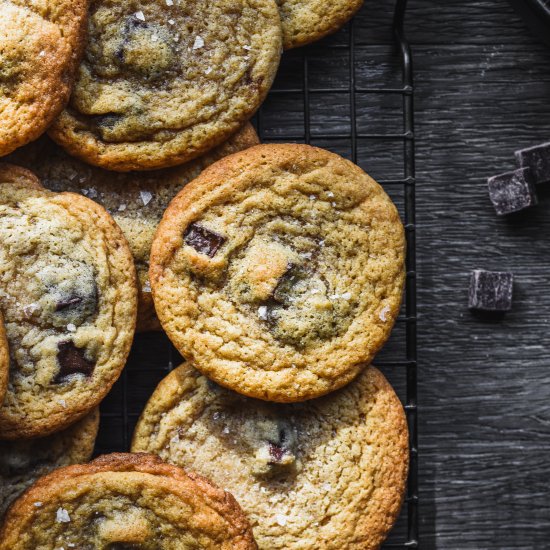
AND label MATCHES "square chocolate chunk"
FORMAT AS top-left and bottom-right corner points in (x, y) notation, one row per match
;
(487, 167), (537, 216)
(469, 270), (513, 312)
(515, 142), (550, 185)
